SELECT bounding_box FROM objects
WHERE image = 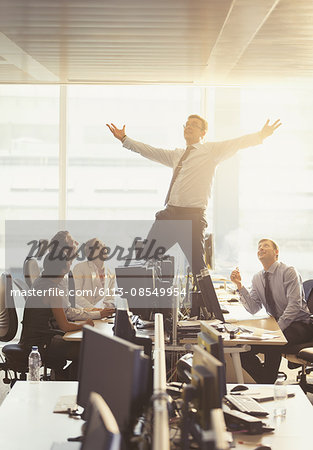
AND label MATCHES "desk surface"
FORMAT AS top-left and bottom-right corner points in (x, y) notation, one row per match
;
(63, 318), (114, 341)
(1, 382), (312, 450)
(220, 316), (287, 346)
(63, 319), (155, 342)
(228, 384), (313, 450)
(65, 301), (287, 347)
(0, 381), (81, 450)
